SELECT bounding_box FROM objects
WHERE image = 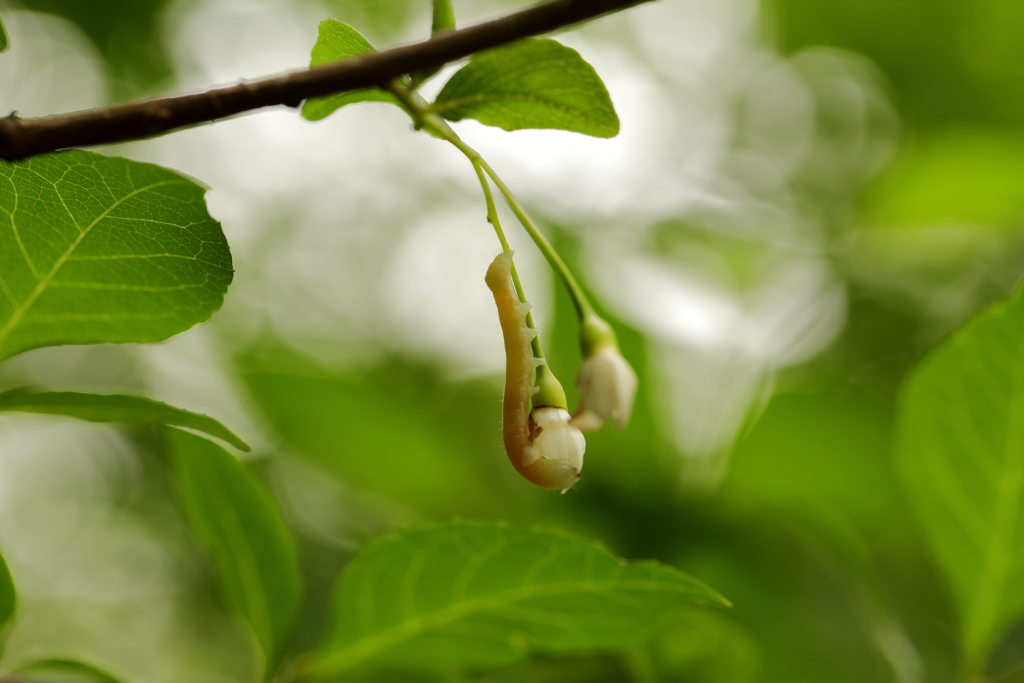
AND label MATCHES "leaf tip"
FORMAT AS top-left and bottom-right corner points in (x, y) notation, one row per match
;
(599, 118), (621, 139)
(300, 100), (327, 122)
